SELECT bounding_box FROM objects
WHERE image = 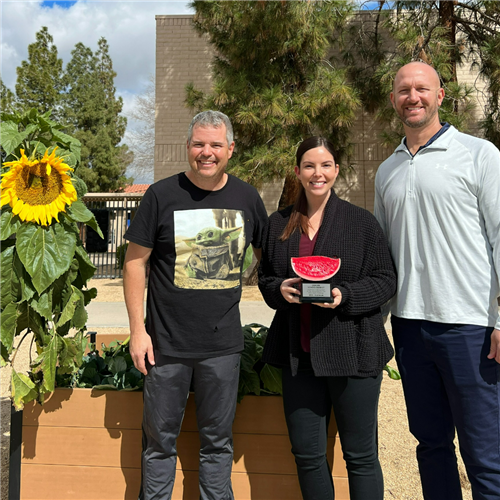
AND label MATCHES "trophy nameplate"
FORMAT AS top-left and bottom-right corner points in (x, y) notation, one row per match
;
(300, 281), (333, 303)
